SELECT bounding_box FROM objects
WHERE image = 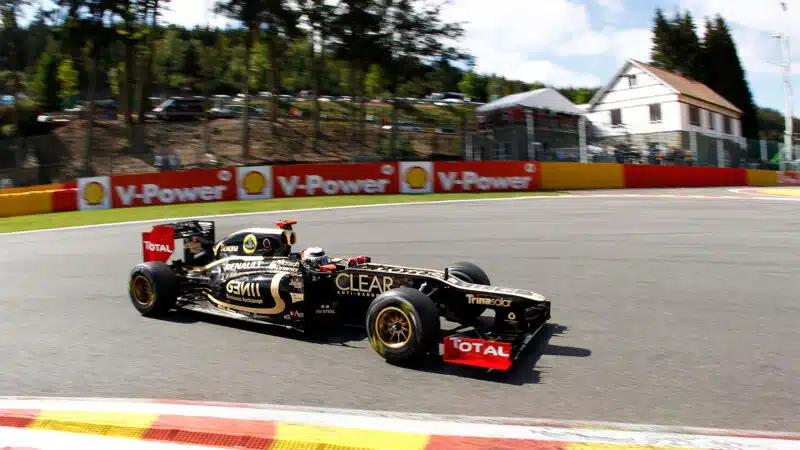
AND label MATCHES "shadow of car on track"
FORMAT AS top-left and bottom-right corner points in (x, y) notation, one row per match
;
(153, 311), (590, 385)
(151, 309), (372, 348)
